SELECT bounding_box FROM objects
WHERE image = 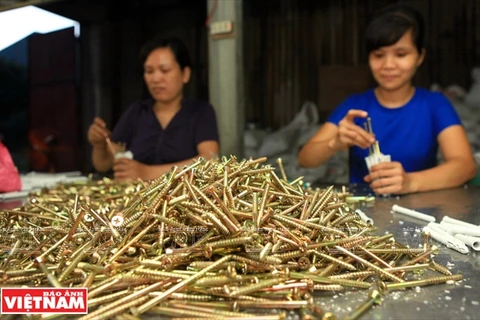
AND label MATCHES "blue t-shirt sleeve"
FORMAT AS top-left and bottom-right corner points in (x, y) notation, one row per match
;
(195, 103), (219, 145)
(110, 104), (137, 146)
(431, 92), (462, 136)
